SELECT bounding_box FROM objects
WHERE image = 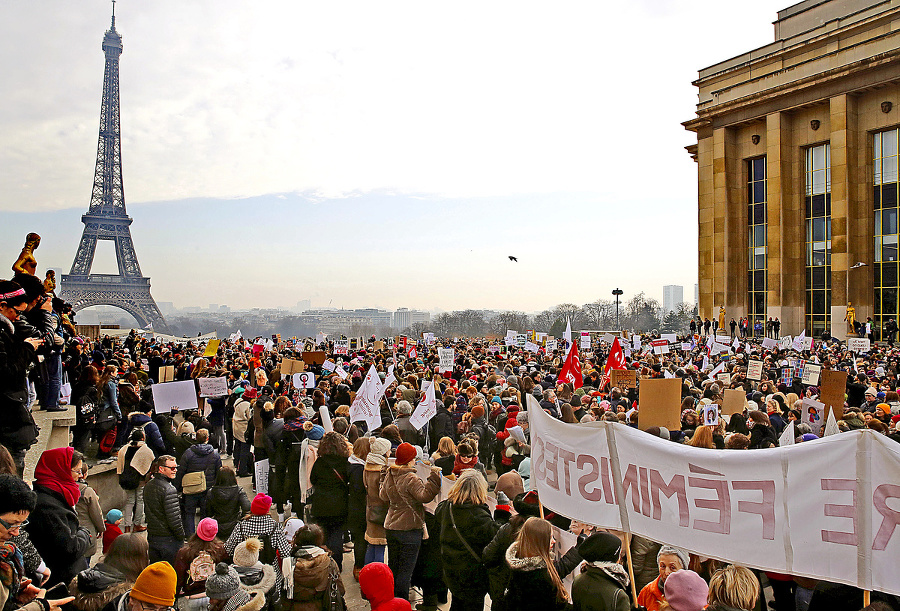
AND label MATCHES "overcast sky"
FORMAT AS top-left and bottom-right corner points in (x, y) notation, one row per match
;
(1, 0), (788, 314)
